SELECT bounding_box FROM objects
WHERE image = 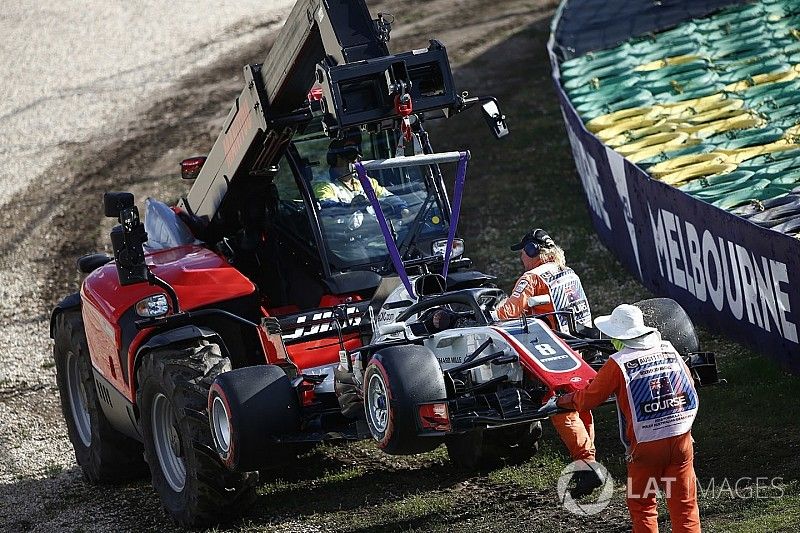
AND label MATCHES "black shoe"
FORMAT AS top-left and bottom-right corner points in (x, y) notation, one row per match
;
(569, 468), (604, 498)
